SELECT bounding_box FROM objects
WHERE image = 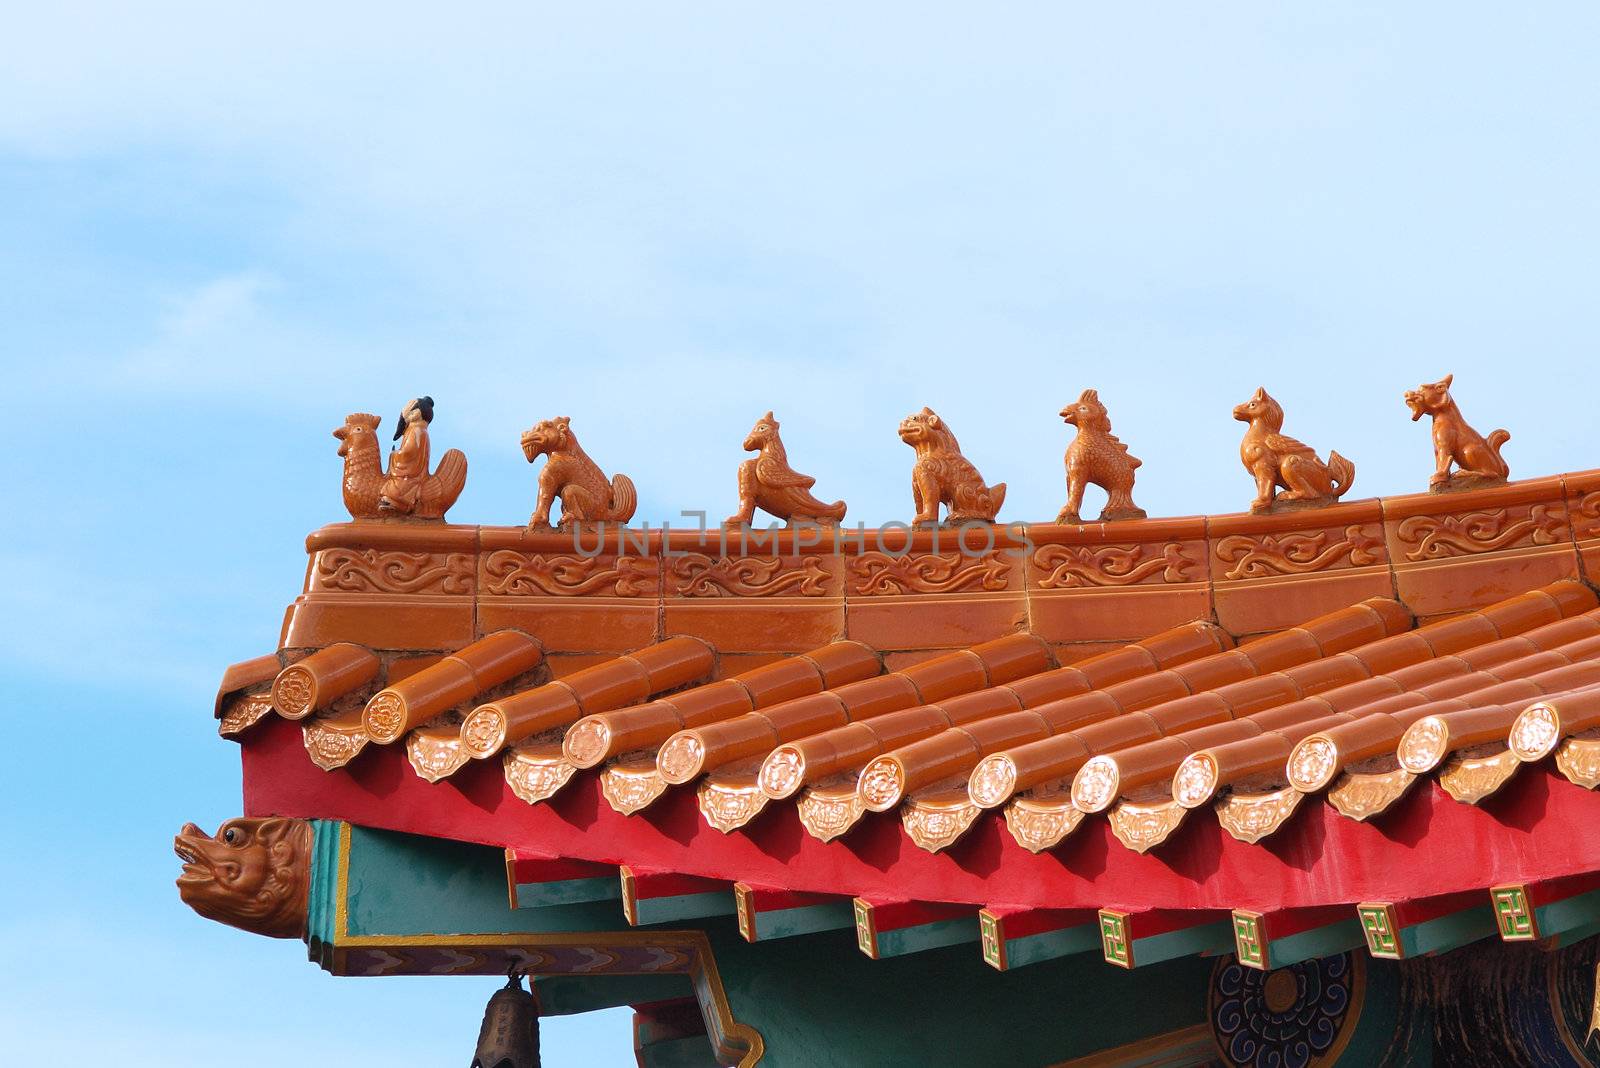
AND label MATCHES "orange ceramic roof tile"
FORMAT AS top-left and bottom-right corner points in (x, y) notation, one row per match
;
(1509, 686), (1600, 763)
(1167, 611), (1600, 810)
(563, 641), (879, 769)
(655, 634), (1051, 787)
(1073, 719), (1265, 813)
(1397, 697), (1568, 776)
(214, 653), (283, 738)
(762, 691), (1026, 800)
(407, 637), (715, 784)
(761, 620), (1230, 804)
(214, 654), (281, 720)
(903, 599), (1415, 812)
(300, 703), (372, 772)
(1171, 713), (1355, 810)
(362, 630), (544, 745)
(197, 435), (1600, 955)
(1287, 652), (1600, 794)
(460, 636), (714, 760)
(970, 584), (1596, 816)
(856, 618), (1279, 811)
(270, 643), (379, 721)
